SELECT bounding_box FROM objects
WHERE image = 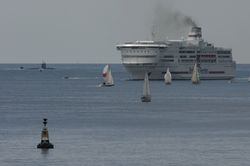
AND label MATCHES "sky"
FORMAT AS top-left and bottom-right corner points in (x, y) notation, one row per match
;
(0, 0), (250, 64)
